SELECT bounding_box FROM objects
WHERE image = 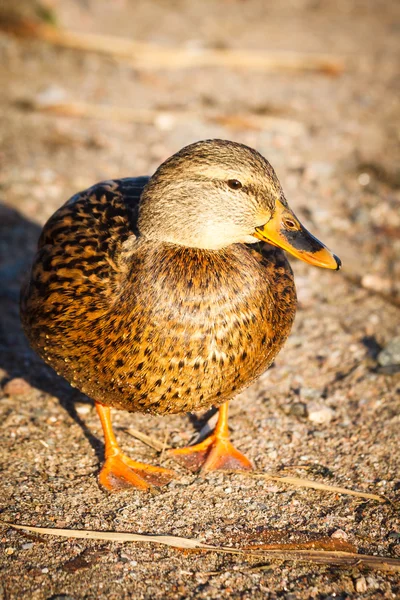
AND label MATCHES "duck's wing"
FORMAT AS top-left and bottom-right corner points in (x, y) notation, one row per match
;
(36, 177), (149, 277)
(21, 177), (150, 322)
(39, 176), (149, 249)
